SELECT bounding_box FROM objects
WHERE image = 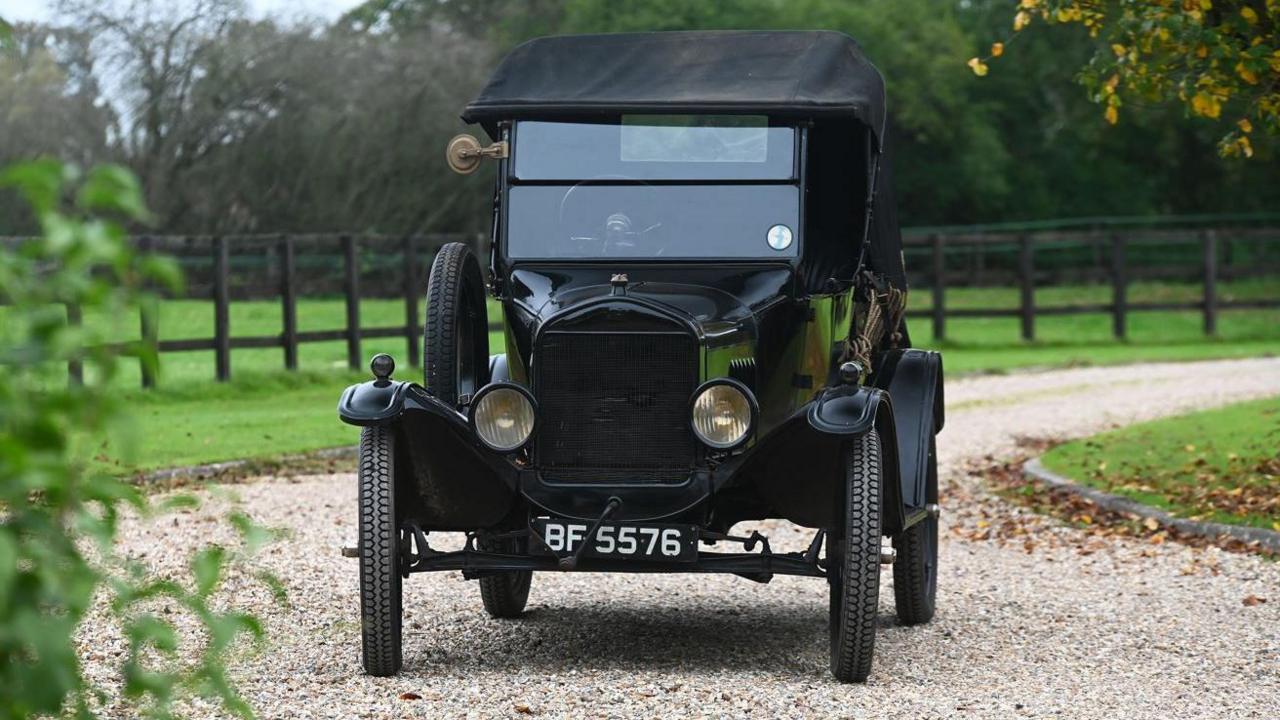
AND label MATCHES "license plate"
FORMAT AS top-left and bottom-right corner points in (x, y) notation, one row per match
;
(532, 518), (698, 562)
